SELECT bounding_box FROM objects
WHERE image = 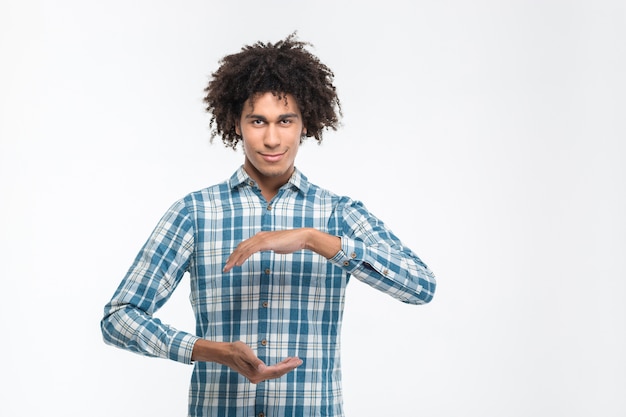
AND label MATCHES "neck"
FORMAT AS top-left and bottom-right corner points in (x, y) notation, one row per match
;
(243, 163), (294, 202)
